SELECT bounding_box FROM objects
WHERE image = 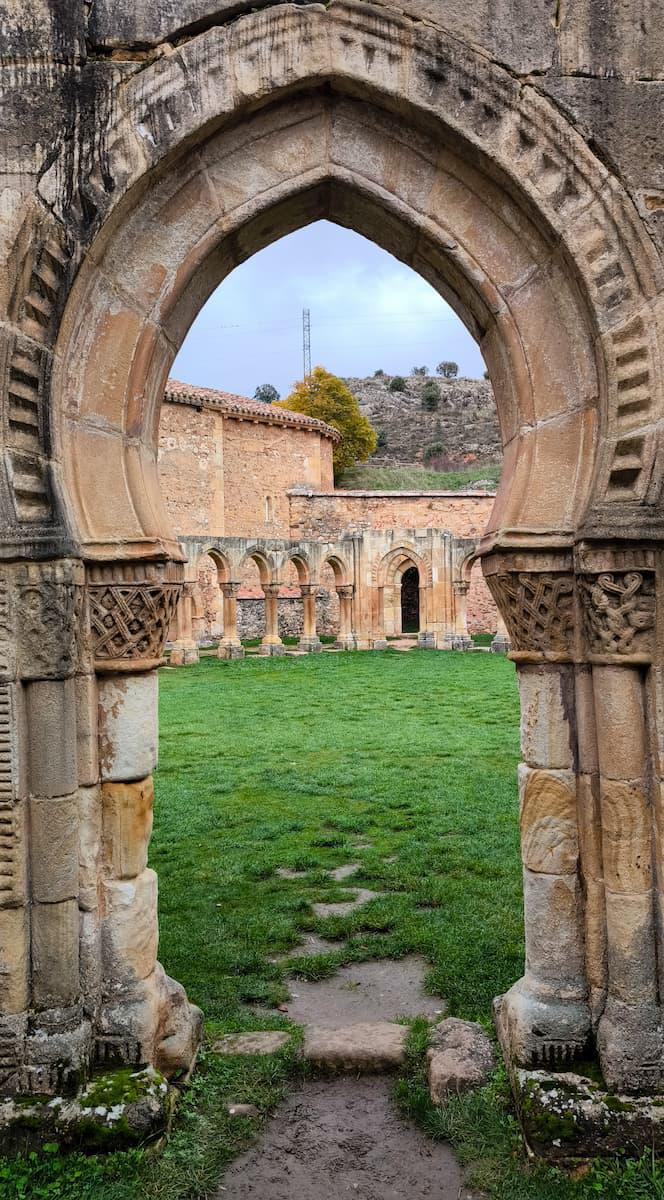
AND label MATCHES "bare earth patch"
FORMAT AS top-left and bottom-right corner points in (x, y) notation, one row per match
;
(284, 955), (444, 1025)
(216, 1076), (461, 1199)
